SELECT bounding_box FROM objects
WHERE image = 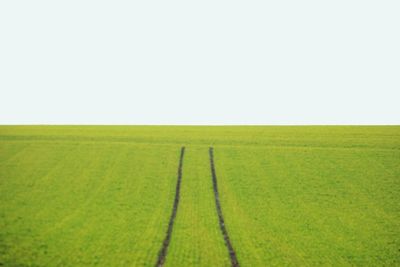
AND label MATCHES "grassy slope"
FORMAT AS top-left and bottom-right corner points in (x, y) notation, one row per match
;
(0, 126), (399, 266)
(0, 125), (399, 149)
(216, 146), (399, 266)
(0, 141), (179, 266)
